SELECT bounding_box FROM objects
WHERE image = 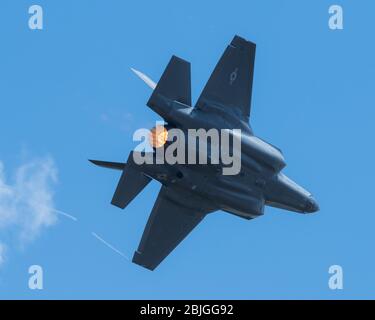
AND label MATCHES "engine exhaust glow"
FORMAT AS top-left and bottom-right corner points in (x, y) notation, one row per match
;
(149, 126), (168, 148)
